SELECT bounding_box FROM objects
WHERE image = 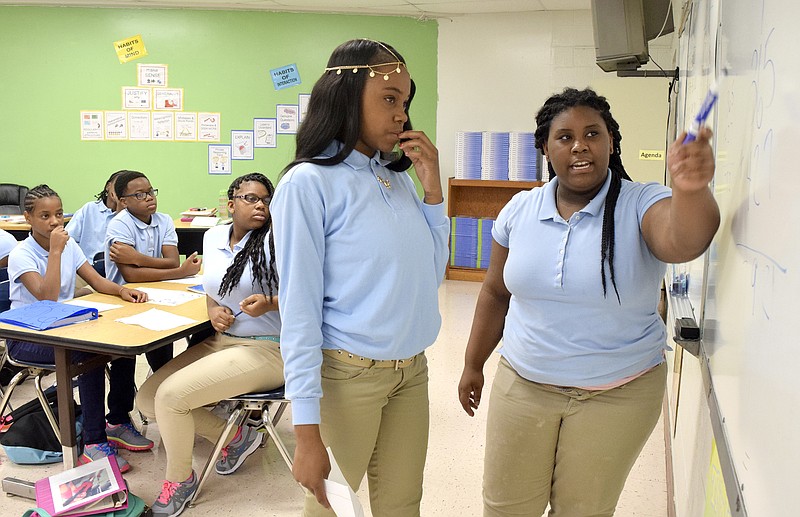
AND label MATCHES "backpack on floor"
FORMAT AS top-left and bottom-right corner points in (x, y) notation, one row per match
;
(0, 386), (82, 464)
